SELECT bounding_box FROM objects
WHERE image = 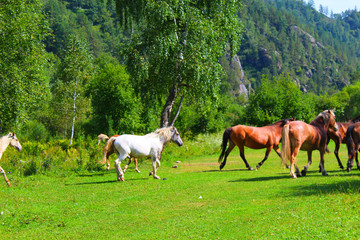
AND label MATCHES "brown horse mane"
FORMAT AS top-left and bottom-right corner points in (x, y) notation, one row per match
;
(310, 110), (334, 127)
(351, 114), (360, 123)
(272, 118), (294, 127)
